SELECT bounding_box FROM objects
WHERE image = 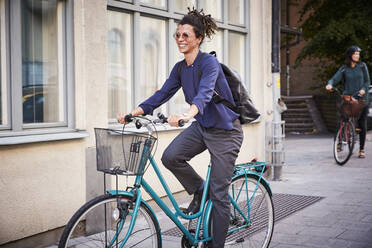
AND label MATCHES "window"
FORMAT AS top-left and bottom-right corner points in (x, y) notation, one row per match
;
(0, 0), (74, 137)
(0, 0), (7, 128)
(107, 10), (132, 120)
(141, 0), (166, 8)
(174, 0), (196, 13)
(138, 16), (166, 108)
(202, 0), (222, 20)
(107, 1), (249, 123)
(22, 0), (64, 124)
(228, 32), (245, 81)
(201, 29), (223, 60)
(228, 0), (245, 25)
